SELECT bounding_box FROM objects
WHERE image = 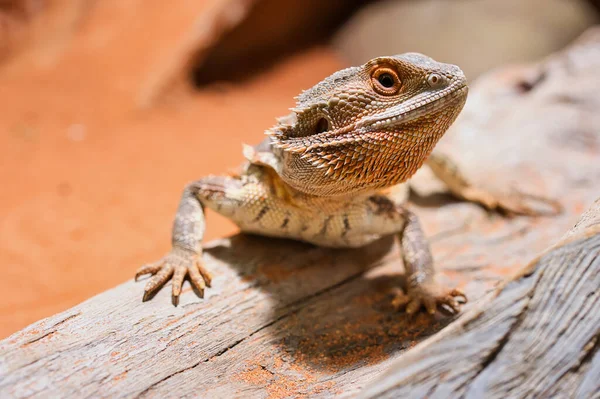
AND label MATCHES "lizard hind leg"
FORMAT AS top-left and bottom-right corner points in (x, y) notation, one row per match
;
(426, 151), (562, 216)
